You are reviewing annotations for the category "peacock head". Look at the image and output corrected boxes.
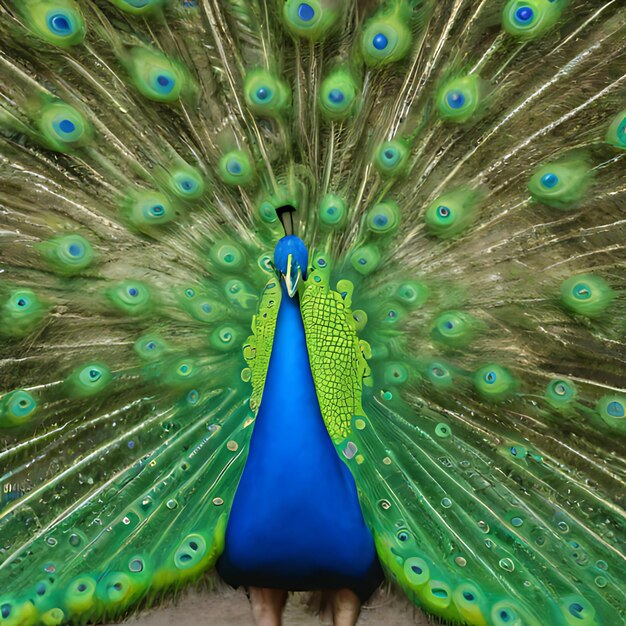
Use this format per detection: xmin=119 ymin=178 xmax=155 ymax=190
xmin=273 ymin=204 xmax=308 ymax=298
xmin=274 ymin=235 xmax=308 ymax=298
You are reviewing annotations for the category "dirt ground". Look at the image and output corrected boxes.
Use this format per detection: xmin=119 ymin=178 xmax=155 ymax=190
xmin=120 ymin=587 xmax=434 ymax=626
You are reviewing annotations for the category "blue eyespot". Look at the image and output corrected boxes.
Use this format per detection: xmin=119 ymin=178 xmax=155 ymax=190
xmin=358 ymin=257 xmax=367 ymax=265
xmin=226 ymin=159 xmax=242 ymax=175
xmin=374 ymin=214 xmax=389 ymax=227
xmin=568 ymin=603 xmax=584 ymax=618
xmin=1 ymin=605 xmax=11 ymax=619
xmin=150 ymin=205 xmax=165 ymax=216
xmin=573 ymin=283 xmax=591 ymax=300
xmin=463 ymin=592 xmax=475 ymax=601
xmin=437 ymin=205 xmax=451 ymax=218
xmin=36 ymin=583 xmax=46 ymax=596
xmin=514 ymin=6 xmax=534 ymax=23
xmin=298 ymin=3 xmax=315 ymax=21
xmin=59 ymin=119 xmax=76 ymax=133
xmin=17 ymin=298 xmax=27 ymax=307
xmin=89 ymin=369 xmax=101 ymax=380
xmin=484 ymin=371 xmax=497 ymax=383
xmin=373 ymin=33 xmax=388 ymax=50
xmin=446 ymin=90 xmax=466 ymax=109
xmin=128 ymin=287 xmax=139 ymax=297
xmin=607 ymin=401 xmax=624 ymax=417
xmin=445 ymin=320 xmax=454 ymax=329
xmin=540 ymin=172 xmax=559 ymax=188
xmin=146 ymin=342 xmax=156 ymax=350
xmin=317 ymin=258 xmax=327 ymax=267
xmin=328 ymin=88 xmax=345 ymax=103
xmin=201 ymin=303 xmax=212 ymax=313
xmin=500 ymin=609 xmax=511 ymax=622
xmin=47 ymin=13 xmax=72 ymax=35
xmin=256 ymin=87 xmax=269 ymax=101
xmin=154 ymin=73 xmax=175 ymax=94
xmin=68 ymin=243 xmax=83 ymax=257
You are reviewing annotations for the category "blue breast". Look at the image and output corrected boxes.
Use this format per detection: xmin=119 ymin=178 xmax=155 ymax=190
xmin=218 ymin=283 xmax=380 ymax=593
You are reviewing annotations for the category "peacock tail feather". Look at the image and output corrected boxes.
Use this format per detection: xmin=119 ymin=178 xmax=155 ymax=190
xmin=0 ymin=0 xmax=624 ymax=624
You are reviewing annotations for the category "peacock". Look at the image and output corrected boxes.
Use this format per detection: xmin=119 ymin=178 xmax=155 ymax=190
xmin=0 ymin=0 xmax=624 ymax=624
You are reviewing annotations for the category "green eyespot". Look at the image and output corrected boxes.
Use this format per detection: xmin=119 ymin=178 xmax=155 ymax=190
xmin=425 ymin=361 xmax=454 ymax=389
xmin=210 ymin=325 xmax=241 ymax=352
xmin=424 ymin=188 xmax=478 ymax=238
xmin=384 ymin=362 xmax=409 ymax=386
xmin=318 ymin=67 xmax=359 ymax=121
xmin=361 ymin=2 xmax=413 ymax=67
xmin=436 ymin=75 xmax=483 ymax=123
xmin=65 ymin=576 xmax=97 ymax=616
xmin=474 ymin=364 xmax=516 ymax=400
xmin=125 ymin=190 xmax=176 ymax=233
xmin=365 ymin=200 xmax=400 ymax=235
xmin=502 ymin=0 xmax=563 ymax=39
xmin=373 ymin=139 xmax=410 ymax=177
xmin=38 ymin=234 xmax=94 ymax=275
xmin=244 ymin=69 xmax=291 ymax=117
xmin=37 ymin=101 xmax=91 ymax=152
xmin=350 ymin=245 xmax=381 ymax=276
xmin=134 ymin=334 xmax=167 ymax=361
xmin=528 ymin=160 xmax=590 ymax=209
xmin=282 ymin=0 xmax=339 ymax=40
xmin=319 ymin=194 xmax=347 ymax=228
xmin=108 ymin=0 xmax=166 ymax=16
xmin=0 ymin=390 xmax=38 ymax=428
xmin=605 ymin=109 xmax=626 ymax=150
xmin=431 ymin=311 xmax=477 ymax=347
xmin=394 ymin=281 xmax=429 ymax=309
xmin=596 ymin=395 xmax=625 ymax=432
xmin=22 ymin=0 xmax=85 ymax=47
xmin=218 ymin=150 xmax=255 ymax=186
xmin=128 ymin=48 xmax=189 ymax=103
xmin=1 ymin=288 xmax=45 ymax=338
xmin=560 ymin=274 xmax=613 ymax=317
xmin=107 ymin=281 xmax=153 ymax=316
xmin=168 ymin=166 xmax=205 ymax=200
xmin=163 ymin=358 xmax=200 ymax=389
xmin=545 ymin=378 xmax=578 ymax=410
xmin=66 ymin=363 xmax=112 ymax=398
xmin=210 ymin=242 xmax=246 ymax=272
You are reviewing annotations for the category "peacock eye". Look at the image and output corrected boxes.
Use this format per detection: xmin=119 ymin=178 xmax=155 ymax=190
xmin=446 ymin=90 xmax=465 ymax=109
xmin=540 ymin=173 xmax=559 ymax=188
xmin=437 ymin=205 xmax=450 ymax=218
xmin=67 ymin=243 xmax=82 ymax=257
xmin=219 ymin=150 xmax=254 ymax=186
xmin=372 ymin=32 xmax=388 ymax=49
xmin=129 ymin=48 xmax=187 ymax=102
xmin=572 ymin=283 xmax=590 ymax=299
xmin=514 ymin=5 xmax=535 ymax=24
xmin=366 ymin=200 xmax=400 ymax=234
xmin=151 ymin=71 xmax=175 ymax=95
xmin=169 ymin=166 xmax=204 ymax=199
xmin=298 ymin=3 xmax=315 ymax=21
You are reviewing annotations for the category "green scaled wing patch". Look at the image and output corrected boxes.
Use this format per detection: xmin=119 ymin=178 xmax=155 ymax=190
xmin=300 ymin=256 xmax=372 ymax=441
xmin=242 ymin=278 xmax=282 ymax=414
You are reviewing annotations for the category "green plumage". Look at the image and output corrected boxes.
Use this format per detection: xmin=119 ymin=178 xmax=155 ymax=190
xmin=0 ymin=1 xmax=624 ymax=625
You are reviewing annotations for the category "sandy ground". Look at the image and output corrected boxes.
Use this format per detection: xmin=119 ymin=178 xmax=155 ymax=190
xmin=119 ymin=587 xmax=434 ymax=626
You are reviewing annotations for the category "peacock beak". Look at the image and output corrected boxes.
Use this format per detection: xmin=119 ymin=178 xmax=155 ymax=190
xmin=282 ymin=253 xmax=302 ymax=298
